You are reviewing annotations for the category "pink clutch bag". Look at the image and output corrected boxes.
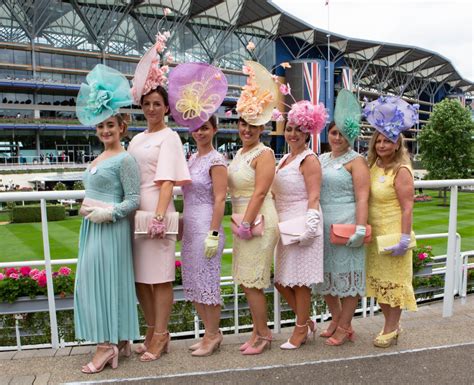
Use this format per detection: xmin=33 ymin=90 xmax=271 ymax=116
xmin=278 ymin=215 xmax=307 ymax=246
xmin=79 ymin=197 xmax=113 ymax=217
xmin=230 ymin=214 xmax=264 ymax=237
xmin=134 ymin=210 xmax=180 ymax=240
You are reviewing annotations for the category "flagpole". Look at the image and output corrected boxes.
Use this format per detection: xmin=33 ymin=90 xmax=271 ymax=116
xmin=324 ymin=0 xmax=331 ymax=155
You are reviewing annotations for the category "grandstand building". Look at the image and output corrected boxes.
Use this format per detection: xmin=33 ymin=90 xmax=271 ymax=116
xmin=1 ymin=0 xmax=473 ymax=164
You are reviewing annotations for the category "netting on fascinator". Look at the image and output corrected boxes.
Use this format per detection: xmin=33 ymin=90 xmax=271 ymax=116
xmin=362 ymin=95 xmax=419 ymax=143
xmin=168 ymin=63 xmax=228 ymax=132
xmin=334 ymin=89 xmax=362 ymax=145
xmin=76 ymin=64 xmax=132 ymax=126
xmin=131 ymin=31 xmax=172 ymax=105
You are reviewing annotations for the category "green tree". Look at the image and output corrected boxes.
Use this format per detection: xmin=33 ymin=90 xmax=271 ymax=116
xmin=53 ymin=182 xmax=67 ymax=191
xmin=73 ymin=180 xmax=84 ymax=190
xmin=418 ymin=99 xmax=474 ymax=204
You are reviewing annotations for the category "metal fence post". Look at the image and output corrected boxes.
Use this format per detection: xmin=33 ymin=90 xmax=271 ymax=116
xmin=442 ymin=186 xmax=458 ymax=317
xmin=40 ymin=199 xmax=59 ymax=348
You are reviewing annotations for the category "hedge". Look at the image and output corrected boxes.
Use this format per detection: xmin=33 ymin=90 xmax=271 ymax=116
xmin=11 ymin=205 xmax=66 ymax=223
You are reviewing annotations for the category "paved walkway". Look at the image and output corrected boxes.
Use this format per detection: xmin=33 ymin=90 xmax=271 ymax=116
xmin=0 ymin=297 xmax=473 ymax=385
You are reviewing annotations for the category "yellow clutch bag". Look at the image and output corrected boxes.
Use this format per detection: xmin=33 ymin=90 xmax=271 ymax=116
xmin=376 ymin=231 xmax=416 ymax=255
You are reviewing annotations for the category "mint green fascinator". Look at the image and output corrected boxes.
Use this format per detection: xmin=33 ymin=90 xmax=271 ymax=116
xmin=76 ymin=64 xmax=132 ymax=126
xmin=334 ymin=89 xmax=361 ymax=146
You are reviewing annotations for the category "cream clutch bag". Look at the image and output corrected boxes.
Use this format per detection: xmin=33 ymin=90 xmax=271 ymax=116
xmin=278 ymin=215 xmax=322 ymax=246
xmin=134 ymin=210 xmax=180 ymax=240
xmin=376 ymin=231 xmax=416 ymax=255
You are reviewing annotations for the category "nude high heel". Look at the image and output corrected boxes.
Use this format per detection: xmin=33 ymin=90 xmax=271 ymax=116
xmin=191 ymin=330 xmax=223 ymax=357
xmin=135 ymin=325 xmax=154 ymax=354
xmin=242 ymin=333 xmax=272 ymax=355
xmin=325 ymin=326 xmax=355 ymax=346
xmin=81 ymin=344 xmax=118 ymax=374
xmin=139 ymin=331 xmax=170 ymax=362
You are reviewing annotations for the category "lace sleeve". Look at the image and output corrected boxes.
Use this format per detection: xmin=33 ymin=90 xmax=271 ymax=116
xmin=209 ymin=152 xmax=227 ymax=168
xmin=112 ymin=155 xmax=140 ymax=221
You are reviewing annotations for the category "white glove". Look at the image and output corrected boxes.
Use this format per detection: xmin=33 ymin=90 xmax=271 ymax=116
xmin=204 ymin=232 xmax=219 ymax=259
xmin=85 ymin=207 xmax=113 ymax=224
xmin=295 ymin=209 xmax=320 ymax=246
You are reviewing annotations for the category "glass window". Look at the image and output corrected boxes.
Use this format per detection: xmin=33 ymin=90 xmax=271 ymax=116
xmin=39 ymin=52 xmax=52 ymax=67
xmin=0 ymin=49 xmax=14 ymax=63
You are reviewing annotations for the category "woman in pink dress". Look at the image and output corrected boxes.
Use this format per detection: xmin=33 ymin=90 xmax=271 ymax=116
xmin=127 ymin=34 xmax=191 ymax=362
xmin=272 ymin=100 xmax=327 ymax=350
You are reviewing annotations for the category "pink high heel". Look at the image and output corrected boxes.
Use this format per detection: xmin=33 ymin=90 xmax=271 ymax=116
xmin=81 ymin=344 xmax=118 ymax=374
xmin=306 ymin=318 xmax=317 ymax=340
xmin=118 ymin=341 xmax=131 ymax=357
xmin=139 ymin=331 xmax=170 ymax=362
xmin=319 ymin=320 xmax=338 ymax=338
xmin=135 ymin=325 xmax=154 ymax=354
xmin=326 ymin=326 xmax=355 ymax=346
xmin=242 ymin=333 xmax=273 ymax=355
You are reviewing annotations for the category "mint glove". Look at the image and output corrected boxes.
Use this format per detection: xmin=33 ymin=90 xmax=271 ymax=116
xmin=346 ymin=225 xmax=366 ymax=248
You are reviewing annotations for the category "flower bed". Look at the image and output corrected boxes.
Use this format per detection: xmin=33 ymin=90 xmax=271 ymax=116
xmin=0 ymin=266 xmax=74 ymax=304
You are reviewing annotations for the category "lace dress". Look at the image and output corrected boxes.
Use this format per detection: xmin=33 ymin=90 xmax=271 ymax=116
xmin=74 ymin=152 xmax=140 ymax=344
xmin=366 ymin=165 xmax=417 ymax=311
xmin=181 ymin=150 xmax=226 ymax=305
xmin=127 ymin=128 xmax=191 ymax=284
xmin=316 ymin=150 xmax=366 ymax=297
xmin=272 ymin=149 xmax=324 ymax=287
xmin=228 ymin=143 xmax=279 ymax=289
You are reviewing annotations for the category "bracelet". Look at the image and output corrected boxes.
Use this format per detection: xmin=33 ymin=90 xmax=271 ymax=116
xmin=241 ymin=221 xmax=251 ymax=229
xmin=154 ymin=213 xmax=164 ymax=221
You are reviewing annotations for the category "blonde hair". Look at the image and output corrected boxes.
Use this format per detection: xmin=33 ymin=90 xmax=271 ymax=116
xmin=367 ymin=132 xmax=411 ymax=173
xmin=114 ymin=113 xmax=130 ymax=139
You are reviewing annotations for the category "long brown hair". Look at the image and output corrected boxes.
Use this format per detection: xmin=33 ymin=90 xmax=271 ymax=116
xmin=367 ymin=132 xmax=411 ymax=172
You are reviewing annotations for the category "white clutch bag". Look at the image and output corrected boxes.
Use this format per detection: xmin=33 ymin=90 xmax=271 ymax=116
xmin=134 ymin=210 xmax=180 ymax=240
xmin=278 ymin=215 xmax=306 ymax=246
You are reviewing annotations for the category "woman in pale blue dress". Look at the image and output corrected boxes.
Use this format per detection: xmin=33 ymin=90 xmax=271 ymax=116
xmin=74 ymin=64 xmax=140 ymax=374
xmin=316 ymin=90 xmax=370 ymax=346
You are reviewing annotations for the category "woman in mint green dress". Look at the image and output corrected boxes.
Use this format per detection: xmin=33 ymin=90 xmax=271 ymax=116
xmin=74 ymin=64 xmax=140 ymax=374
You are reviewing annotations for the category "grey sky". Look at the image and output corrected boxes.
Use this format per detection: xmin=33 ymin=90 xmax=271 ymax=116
xmin=273 ymin=0 xmax=474 ymax=82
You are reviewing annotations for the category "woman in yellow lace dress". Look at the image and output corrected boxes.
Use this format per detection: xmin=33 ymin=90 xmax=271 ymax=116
xmin=363 ymin=96 xmax=419 ymax=348
xmin=228 ymin=61 xmax=279 ymax=355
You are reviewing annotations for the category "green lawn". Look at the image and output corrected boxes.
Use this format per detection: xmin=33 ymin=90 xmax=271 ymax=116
xmin=0 ymin=190 xmax=472 ymax=276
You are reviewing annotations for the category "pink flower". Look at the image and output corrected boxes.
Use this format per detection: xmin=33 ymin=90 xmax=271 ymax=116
xmin=20 ymin=266 xmax=31 ymax=277
xmin=175 ymin=260 xmax=182 ymax=268
xmin=426 ymin=246 xmax=432 ymax=251
xmin=225 ymin=110 xmax=232 ymax=117
xmin=279 ymin=83 xmax=291 ymax=96
xmin=32 ymin=273 xmax=40 ymax=281
xmin=418 ymin=252 xmax=427 ymax=260
xmin=5 ymin=268 xmax=18 ymax=277
xmin=59 ymin=267 xmax=72 ymax=276
xmin=246 ymin=41 xmax=256 ymax=51
xmin=280 ymin=62 xmax=291 ymax=69
xmin=0 ymin=273 xmax=4 ymax=281
xmin=29 ymin=269 xmax=39 ymax=278
xmin=271 ymin=108 xmax=283 ymax=122
xmin=163 ymin=7 xmax=171 ymax=16
xmin=242 ymin=65 xmax=252 ymax=75
xmin=38 ymin=274 xmax=47 ymax=287
xmin=164 ymin=52 xmax=174 ymax=64
xmin=10 ymin=273 xmax=19 ymax=280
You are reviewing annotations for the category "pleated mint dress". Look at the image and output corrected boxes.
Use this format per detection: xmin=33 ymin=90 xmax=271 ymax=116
xmin=74 ymin=152 xmax=140 ymax=344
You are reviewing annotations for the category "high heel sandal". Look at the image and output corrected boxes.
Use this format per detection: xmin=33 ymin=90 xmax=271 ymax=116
xmin=242 ymin=333 xmax=273 ymax=355
xmin=135 ymin=325 xmax=154 ymax=354
xmin=325 ymin=326 xmax=355 ymax=346
xmin=280 ymin=323 xmax=308 ymax=350
xmin=306 ymin=318 xmax=317 ymax=340
xmin=319 ymin=320 xmax=338 ymax=338
xmin=118 ymin=341 xmax=131 ymax=358
xmin=373 ymin=329 xmax=398 ymax=348
xmin=81 ymin=344 xmax=118 ymax=374
xmin=139 ymin=331 xmax=170 ymax=362
xmin=192 ymin=330 xmax=223 ymax=357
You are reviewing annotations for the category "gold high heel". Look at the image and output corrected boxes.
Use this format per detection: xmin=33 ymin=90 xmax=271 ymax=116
xmin=373 ymin=330 xmax=398 ymax=348
xmin=191 ymin=330 xmax=223 ymax=357
xmin=139 ymin=331 xmax=170 ymax=362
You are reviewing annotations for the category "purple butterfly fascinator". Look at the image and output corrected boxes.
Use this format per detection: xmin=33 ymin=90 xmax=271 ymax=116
xmin=169 ymin=63 xmax=228 ymax=132
xmin=363 ymin=96 xmax=419 ymax=143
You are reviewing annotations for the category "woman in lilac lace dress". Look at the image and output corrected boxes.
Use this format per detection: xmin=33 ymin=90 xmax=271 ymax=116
xmin=181 ymin=115 xmax=227 ymax=357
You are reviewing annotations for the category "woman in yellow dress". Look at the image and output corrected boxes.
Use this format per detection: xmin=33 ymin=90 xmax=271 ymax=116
xmin=363 ymin=96 xmax=419 ymax=347
xmin=228 ymin=61 xmax=279 ymax=355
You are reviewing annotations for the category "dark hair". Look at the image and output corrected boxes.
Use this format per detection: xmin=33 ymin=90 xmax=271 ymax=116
xmin=238 ymin=117 xmax=263 ymax=130
xmin=141 ymin=86 xmax=169 ymax=114
xmin=207 ymin=115 xmax=217 ymax=129
xmin=285 ymin=121 xmax=311 ymax=143
xmin=328 ymin=120 xmax=337 ymax=131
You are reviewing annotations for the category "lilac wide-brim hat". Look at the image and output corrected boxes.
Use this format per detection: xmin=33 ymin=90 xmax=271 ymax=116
xmin=363 ymin=96 xmax=419 ymax=143
xmin=168 ymin=63 xmax=228 ymax=132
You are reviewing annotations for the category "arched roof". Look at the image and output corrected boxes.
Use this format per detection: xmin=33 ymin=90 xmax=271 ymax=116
xmin=0 ymin=0 xmax=471 ymax=95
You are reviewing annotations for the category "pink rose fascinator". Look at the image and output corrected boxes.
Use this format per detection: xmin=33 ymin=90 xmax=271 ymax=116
xmin=168 ymin=63 xmax=228 ymax=132
xmin=131 ymin=31 xmax=172 ymax=105
xmin=236 ymin=60 xmax=279 ymax=126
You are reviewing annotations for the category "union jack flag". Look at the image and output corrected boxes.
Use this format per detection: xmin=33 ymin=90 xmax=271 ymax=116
xmin=342 ymin=67 xmax=353 ymax=91
xmin=303 ymin=61 xmax=322 ymax=153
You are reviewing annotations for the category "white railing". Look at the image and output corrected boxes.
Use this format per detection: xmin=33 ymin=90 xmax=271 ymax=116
xmin=0 ymin=179 xmax=473 ymax=350
xmin=0 ymin=155 xmax=72 ymax=166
